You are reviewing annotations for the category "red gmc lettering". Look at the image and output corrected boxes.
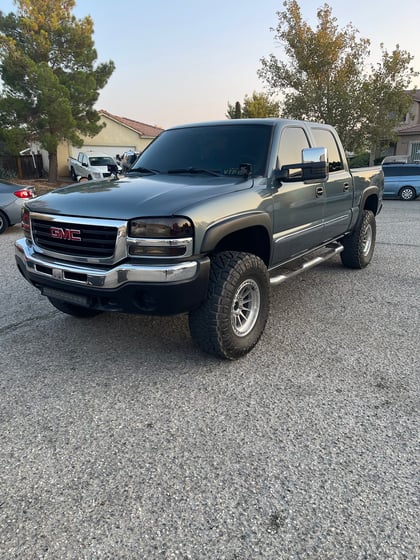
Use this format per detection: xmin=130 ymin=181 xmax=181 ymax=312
xmin=50 ymin=227 xmax=82 ymax=241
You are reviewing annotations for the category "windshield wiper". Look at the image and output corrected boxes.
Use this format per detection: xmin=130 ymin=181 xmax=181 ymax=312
xmin=127 ymin=166 xmax=160 ymax=175
xmin=167 ymin=167 xmax=222 ymax=177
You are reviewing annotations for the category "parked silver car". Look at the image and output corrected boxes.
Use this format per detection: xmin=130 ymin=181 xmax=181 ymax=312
xmin=0 ymin=181 xmax=36 ymax=234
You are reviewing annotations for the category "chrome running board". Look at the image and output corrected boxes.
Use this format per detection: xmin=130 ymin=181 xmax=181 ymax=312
xmin=270 ymin=243 xmax=344 ymax=286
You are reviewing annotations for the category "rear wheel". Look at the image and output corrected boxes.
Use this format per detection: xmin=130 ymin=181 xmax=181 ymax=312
xmin=340 ymin=210 xmax=376 ymax=269
xmin=0 ymin=210 xmax=9 ymax=234
xmin=399 ymin=186 xmax=416 ymax=201
xmin=188 ymin=251 xmax=270 ymax=359
xmin=47 ymin=297 xmax=102 ymax=318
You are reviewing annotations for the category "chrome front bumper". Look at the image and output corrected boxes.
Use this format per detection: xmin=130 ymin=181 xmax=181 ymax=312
xmin=15 ymin=238 xmax=199 ymax=289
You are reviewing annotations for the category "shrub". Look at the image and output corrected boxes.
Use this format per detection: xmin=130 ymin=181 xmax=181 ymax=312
xmin=349 ymin=153 xmax=370 ymax=168
xmin=0 ymin=167 xmax=17 ymax=179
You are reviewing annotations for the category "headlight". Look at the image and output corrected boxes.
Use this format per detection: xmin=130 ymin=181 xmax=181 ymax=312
xmin=129 ymin=217 xmax=193 ymax=238
xmin=128 ymin=217 xmax=194 ymax=257
xmin=22 ymin=207 xmax=32 ymax=240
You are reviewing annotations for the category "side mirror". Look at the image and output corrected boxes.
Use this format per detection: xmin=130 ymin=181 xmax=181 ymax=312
xmin=302 ymin=147 xmax=327 ymax=165
xmin=301 ymin=147 xmax=328 ymax=181
xmin=274 ymin=147 xmax=329 ymax=185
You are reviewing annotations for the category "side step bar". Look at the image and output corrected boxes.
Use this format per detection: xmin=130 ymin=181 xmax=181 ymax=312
xmin=270 ymin=242 xmax=344 ymax=286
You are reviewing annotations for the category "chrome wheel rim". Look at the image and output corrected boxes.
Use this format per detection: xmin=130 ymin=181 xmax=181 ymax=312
xmin=362 ymin=223 xmax=373 ymax=256
xmin=401 ymin=188 xmax=414 ymax=201
xmin=231 ymin=278 xmax=260 ymax=337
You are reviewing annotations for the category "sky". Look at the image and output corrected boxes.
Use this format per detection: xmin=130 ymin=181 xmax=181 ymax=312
xmin=2 ymin=0 xmax=420 ymax=129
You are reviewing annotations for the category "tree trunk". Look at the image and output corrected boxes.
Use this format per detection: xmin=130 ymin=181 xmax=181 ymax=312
xmin=48 ymin=151 xmax=58 ymax=182
xmin=369 ymin=144 xmax=376 ymax=167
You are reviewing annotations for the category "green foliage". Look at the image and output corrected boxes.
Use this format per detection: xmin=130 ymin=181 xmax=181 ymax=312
xmin=0 ymin=127 xmax=28 ymax=155
xmin=227 ymin=92 xmax=280 ymax=119
xmin=258 ymin=0 xmax=418 ymax=158
xmin=360 ymin=46 xmax=416 ymax=163
xmin=348 ymin=152 xmax=384 ymax=168
xmin=0 ymin=167 xmax=17 ymax=179
xmin=0 ymin=0 xmax=115 ymax=181
xmin=348 ymin=152 xmax=370 ymax=168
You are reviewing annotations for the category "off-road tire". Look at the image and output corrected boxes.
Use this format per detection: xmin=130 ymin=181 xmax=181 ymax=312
xmin=340 ymin=210 xmax=376 ymax=269
xmin=0 ymin=210 xmax=9 ymax=234
xmin=188 ymin=251 xmax=270 ymax=360
xmin=47 ymin=297 xmax=102 ymax=318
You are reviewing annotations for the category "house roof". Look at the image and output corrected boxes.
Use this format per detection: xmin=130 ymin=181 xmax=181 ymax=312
xmin=99 ymin=110 xmax=164 ymax=137
xmin=404 ymin=89 xmax=420 ymax=101
xmin=397 ymin=123 xmax=420 ymax=135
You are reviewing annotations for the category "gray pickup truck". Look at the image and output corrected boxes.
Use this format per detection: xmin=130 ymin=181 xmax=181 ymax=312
xmin=15 ymin=119 xmax=384 ymax=359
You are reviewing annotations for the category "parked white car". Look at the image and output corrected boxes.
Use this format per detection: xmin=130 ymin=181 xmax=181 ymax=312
xmin=68 ymin=151 xmax=121 ymax=182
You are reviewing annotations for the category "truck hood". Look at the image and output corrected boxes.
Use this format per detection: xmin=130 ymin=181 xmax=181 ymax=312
xmin=27 ymin=174 xmax=254 ymax=219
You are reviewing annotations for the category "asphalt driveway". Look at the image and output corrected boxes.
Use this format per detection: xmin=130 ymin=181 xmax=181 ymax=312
xmin=0 ymin=200 xmax=418 ymax=559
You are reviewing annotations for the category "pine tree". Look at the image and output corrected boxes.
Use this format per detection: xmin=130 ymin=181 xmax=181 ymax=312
xmin=0 ymin=0 xmax=115 ymax=181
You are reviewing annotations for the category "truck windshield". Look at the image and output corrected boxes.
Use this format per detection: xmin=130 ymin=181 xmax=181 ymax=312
xmin=130 ymin=124 xmax=273 ymax=177
xmin=90 ymin=157 xmax=116 ymax=166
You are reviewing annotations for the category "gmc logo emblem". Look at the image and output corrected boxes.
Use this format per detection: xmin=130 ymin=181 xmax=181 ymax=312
xmin=50 ymin=226 xmax=81 ymax=241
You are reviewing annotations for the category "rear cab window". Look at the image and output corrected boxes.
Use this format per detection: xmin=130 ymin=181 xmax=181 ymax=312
xmin=310 ymin=127 xmax=345 ymax=172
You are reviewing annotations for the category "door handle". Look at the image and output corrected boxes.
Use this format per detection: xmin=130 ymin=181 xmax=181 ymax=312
xmin=316 ymin=186 xmax=324 ymax=197
xmin=343 ymin=183 xmax=350 ymax=192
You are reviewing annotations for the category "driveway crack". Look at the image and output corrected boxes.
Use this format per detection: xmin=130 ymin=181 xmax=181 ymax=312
xmin=0 ymin=311 xmax=58 ymax=335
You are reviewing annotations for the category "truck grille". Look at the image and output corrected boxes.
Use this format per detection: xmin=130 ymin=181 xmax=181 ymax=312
xmin=31 ymin=218 xmax=118 ymax=258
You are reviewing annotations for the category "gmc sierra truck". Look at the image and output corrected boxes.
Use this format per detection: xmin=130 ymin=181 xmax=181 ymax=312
xmin=16 ymin=119 xmax=384 ymax=359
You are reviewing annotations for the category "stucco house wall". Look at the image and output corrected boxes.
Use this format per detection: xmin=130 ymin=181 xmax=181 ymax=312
xmin=37 ymin=111 xmax=164 ymax=177
xmin=395 ymin=90 xmax=420 ymax=162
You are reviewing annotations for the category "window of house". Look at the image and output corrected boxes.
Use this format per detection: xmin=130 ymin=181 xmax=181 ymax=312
xmin=410 ymin=142 xmax=420 ymax=162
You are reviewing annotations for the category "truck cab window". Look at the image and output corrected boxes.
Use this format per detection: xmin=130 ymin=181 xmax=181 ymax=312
xmin=277 ymin=127 xmax=310 ymax=178
xmin=311 ymin=128 xmax=344 ymax=172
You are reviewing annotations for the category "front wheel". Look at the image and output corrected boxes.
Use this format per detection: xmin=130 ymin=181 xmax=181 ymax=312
xmin=340 ymin=210 xmax=376 ymax=269
xmin=48 ymin=297 xmax=103 ymax=318
xmin=188 ymin=251 xmax=270 ymax=359
xmin=399 ymin=186 xmax=416 ymax=201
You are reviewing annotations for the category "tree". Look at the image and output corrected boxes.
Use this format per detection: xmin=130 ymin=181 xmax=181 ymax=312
xmin=226 ymin=100 xmax=242 ymax=119
xmin=227 ymin=92 xmax=280 ymax=119
xmin=361 ymin=46 xmax=416 ymax=164
xmin=258 ymin=1 xmax=417 ymax=158
xmin=0 ymin=0 xmax=115 ymax=181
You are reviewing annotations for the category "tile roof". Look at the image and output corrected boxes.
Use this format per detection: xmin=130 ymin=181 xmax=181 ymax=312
xmin=396 ymin=123 xmax=420 ymax=135
xmin=99 ymin=110 xmax=164 ymax=137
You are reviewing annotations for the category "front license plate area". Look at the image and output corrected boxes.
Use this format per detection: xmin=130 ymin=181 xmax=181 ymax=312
xmin=42 ymin=286 xmax=89 ymax=307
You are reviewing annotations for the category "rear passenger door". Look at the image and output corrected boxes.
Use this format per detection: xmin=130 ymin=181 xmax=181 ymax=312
xmin=272 ymin=126 xmax=325 ymax=263
xmin=310 ymin=127 xmax=353 ymax=240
